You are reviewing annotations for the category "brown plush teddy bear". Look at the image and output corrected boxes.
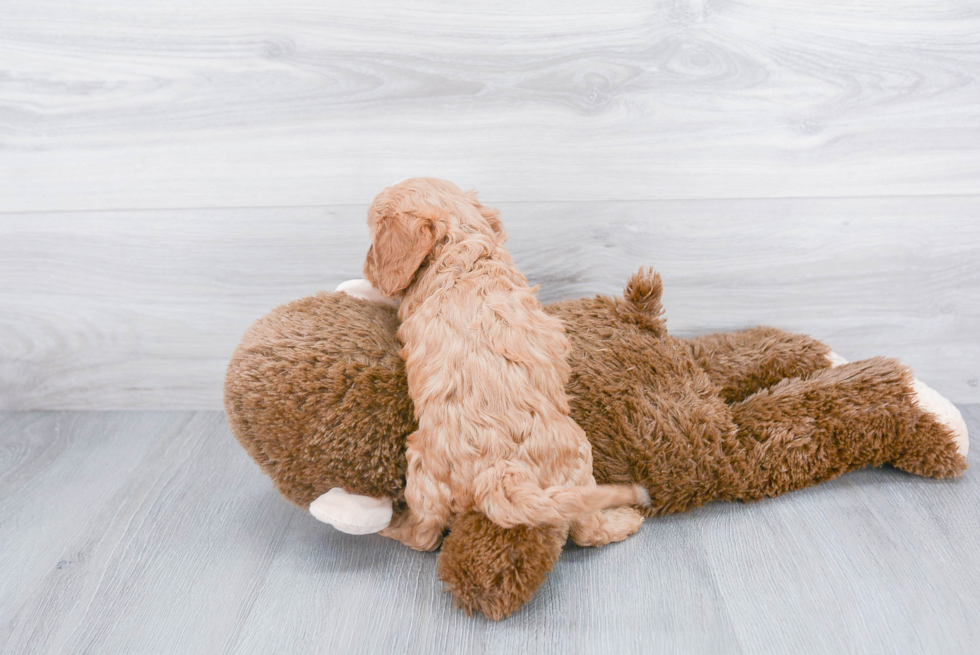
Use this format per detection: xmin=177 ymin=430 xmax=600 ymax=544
xmin=224 ymin=269 xmax=969 ymax=620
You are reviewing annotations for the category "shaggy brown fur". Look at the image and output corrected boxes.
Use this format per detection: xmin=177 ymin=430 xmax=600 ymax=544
xmin=224 ymin=268 xmax=967 ymax=620
xmin=224 ymin=293 xmax=413 ymax=506
xmin=362 ymin=178 xmax=645 ymax=551
xmin=437 ymin=512 xmax=566 ymax=621
xmin=547 ymin=271 xmax=965 ymax=516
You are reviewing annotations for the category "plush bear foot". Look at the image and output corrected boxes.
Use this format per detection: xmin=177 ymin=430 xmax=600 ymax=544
xmin=911 ymin=378 xmax=969 ymax=457
xmin=309 ymin=488 xmax=393 ymax=535
xmin=438 ymin=513 xmax=566 ymax=620
xmin=569 ymin=507 xmax=644 ymax=547
xmin=826 ymin=352 xmax=967 ymax=459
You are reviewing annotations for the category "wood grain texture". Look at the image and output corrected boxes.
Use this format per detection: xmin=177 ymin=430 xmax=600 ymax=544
xmin=1 ymin=409 xmax=977 ymax=653
xmin=0 ymin=413 xmax=168 ymax=622
xmin=1 ymin=0 xmax=978 ymax=212
xmin=2 ymin=196 xmax=978 ymax=409
xmin=0 ymin=411 xmax=295 ymax=654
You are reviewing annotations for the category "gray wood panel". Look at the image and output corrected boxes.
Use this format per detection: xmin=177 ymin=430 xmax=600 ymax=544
xmin=1 ymin=411 xmax=295 ymax=654
xmin=1 ymin=0 xmax=978 ymax=212
xmin=1 ymin=408 xmax=977 ymax=653
xmin=2 ymin=196 xmax=978 ymax=409
xmin=0 ymin=412 xmax=172 ymax=621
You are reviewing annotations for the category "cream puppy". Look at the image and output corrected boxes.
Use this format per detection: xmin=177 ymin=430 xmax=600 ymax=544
xmin=362 ymin=178 xmax=647 ymax=551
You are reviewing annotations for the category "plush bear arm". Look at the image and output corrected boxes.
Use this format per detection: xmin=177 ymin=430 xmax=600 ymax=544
xmin=683 ymin=327 xmax=834 ymax=403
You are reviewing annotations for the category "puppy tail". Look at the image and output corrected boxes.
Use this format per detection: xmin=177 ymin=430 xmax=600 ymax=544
xmin=476 ymin=471 xmax=649 ymax=528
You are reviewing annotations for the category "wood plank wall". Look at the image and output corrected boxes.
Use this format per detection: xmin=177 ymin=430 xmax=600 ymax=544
xmin=1 ymin=0 xmax=978 ymax=408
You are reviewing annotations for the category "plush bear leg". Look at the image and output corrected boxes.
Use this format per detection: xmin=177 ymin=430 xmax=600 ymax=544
xmin=437 ymin=513 xmax=566 ymax=621
xmin=829 ymin=354 xmax=969 ymax=458
xmin=909 ymin=378 xmax=969 ymax=457
xmin=727 ymin=357 xmax=967 ymax=501
xmin=685 ymin=327 xmax=835 ymax=403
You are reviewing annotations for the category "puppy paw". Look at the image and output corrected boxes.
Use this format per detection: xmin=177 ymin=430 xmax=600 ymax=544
xmin=379 ymin=522 xmax=444 ymax=552
xmin=912 ymin=378 xmax=969 ymax=458
xmin=570 ymin=507 xmax=643 ymax=547
xmin=335 ymin=279 xmax=399 ymax=309
xmin=309 ymin=488 xmax=393 ymax=535
xmin=826 ymin=351 xmax=849 ymax=368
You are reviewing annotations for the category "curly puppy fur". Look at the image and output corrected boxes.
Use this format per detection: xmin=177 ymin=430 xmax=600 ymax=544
xmin=361 ymin=178 xmax=647 ymax=551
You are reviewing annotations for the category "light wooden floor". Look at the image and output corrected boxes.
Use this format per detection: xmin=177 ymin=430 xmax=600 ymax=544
xmin=1 ymin=408 xmax=978 ymax=654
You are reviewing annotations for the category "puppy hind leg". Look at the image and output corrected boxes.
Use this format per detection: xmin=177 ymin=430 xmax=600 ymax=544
xmin=475 ymin=463 xmax=567 ymax=528
xmin=380 ymin=448 xmax=453 ymax=551
xmin=566 ymin=461 xmax=644 ymax=548
xmin=381 ymin=489 xmax=451 ymax=551
xmin=379 ymin=510 xmax=447 ymax=551
xmin=569 ymin=507 xmax=644 ymax=547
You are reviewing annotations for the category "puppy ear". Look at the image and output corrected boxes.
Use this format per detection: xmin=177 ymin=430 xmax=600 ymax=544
xmin=364 ymin=208 xmax=441 ymax=297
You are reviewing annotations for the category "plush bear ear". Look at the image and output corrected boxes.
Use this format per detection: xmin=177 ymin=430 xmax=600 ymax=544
xmin=623 ymin=267 xmax=666 ymax=334
xmin=363 ymin=206 xmax=443 ymax=297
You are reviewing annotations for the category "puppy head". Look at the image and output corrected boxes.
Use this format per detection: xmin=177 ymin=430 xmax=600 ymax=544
xmin=363 ymin=178 xmax=504 ymax=296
